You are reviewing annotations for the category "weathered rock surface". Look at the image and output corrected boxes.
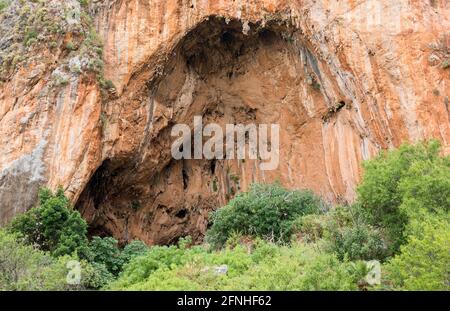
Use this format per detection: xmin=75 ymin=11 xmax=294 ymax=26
xmin=0 ymin=0 xmax=449 ymax=245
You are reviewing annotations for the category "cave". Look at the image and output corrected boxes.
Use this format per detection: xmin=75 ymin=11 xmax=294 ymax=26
xmin=75 ymin=16 xmax=340 ymax=246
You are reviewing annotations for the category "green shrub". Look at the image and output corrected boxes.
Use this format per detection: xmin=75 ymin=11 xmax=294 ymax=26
xmin=0 ymin=0 xmax=10 ymax=13
xmin=24 ymin=28 xmax=38 ymax=46
xmin=321 ymin=205 xmax=389 ymax=261
xmin=0 ymin=229 xmax=96 ymax=290
xmin=9 ymin=188 xmax=89 ymax=258
xmin=442 ymin=59 xmax=449 ymax=70
xmin=111 ymin=240 xmax=366 ymax=291
xmin=78 ymin=0 xmax=89 ymax=6
xmin=109 ymin=237 xmax=202 ymax=289
xmin=120 ymin=240 xmax=149 ymax=264
xmin=384 ymin=215 xmax=450 ymax=290
xmin=88 ymin=262 xmax=115 ymax=288
xmin=206 ymin=183 xmax=324 ymax=248
xmin=398 ymin=156 xmax=450 ymax=221
xmin=329 ymin=223 xmax=388 ymax=262
xmin=65 ymin=41 xmax=76 ymax=51
xmin=292 ymin=214 xmax=326 ymax=243
xmin=88 ymin=236 xmax=122 ymax=276
xmin=88 ymin=237 xmax=149 ymax=277
xmin=357 ymin=140 xmax=448 ymax=254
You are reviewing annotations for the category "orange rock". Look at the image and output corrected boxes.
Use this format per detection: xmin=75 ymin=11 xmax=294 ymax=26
xmin=0 ymin=1 xmax=448 ymax=245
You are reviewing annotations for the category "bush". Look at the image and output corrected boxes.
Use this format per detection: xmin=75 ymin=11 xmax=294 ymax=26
xmin=206 ymin=183 xmax=324 ymax=248
xmin=292 ymin=214 xmax=326 ymax=243
xmin=65 ymin=41 xmax=76 ymax=50
xmin=321 ymin=205 xmax=389 ymax=261
xmin=9 ymin=188 xmax=89 ymax=258
xmin=88 ymin=237 xmax=149 ymax=277
xmin=109 ymin=237 xmax=202 ymax=289
xmin=384 ymin=215 xmax=450 ymax=290
xmin=120 ymin=240 xmax=149 ymax=265
xmin=357 ymin=140 xmax=448 ymax=254
xmin=0 ymin=0 xmax=9 ymax=13
xmin=23 ymin=28 xmax=38 ymax=46
xmin=84 ymin=261 xmax=115 ymax=289
xmin=0 ymin=229 xmax=96 ymax=290
xmin=88 ymin=236 xmax=123 ymax=276
xmin=111 ymin=240 xmax=367 ymax=291
xmin=8 ymin=187 xmax=150 ymax=284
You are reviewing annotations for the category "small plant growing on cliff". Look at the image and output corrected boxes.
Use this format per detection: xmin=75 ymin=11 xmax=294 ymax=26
xmin=23 ymin=28 xmax=38 ymax=46
xmin=0 ymin=0 xmax=110 ymax=91
xmin=98 ymin=76 xmax=115 ymax=90
xmin=65 ymin=41 xmax=76 ymax=51
xmin=55 ymin=75 xmax=69 ymax=86
xmin=306 ymin=73 xmax=321 ymax=91
xmin=230 ymin=173 xmax=240 ymax=183
xmin=48 ymin=41 xmax=58 ymax=49
xmin=442 ymin=59 xmax=449 ymax=69
xmin=131 ymin=200 xmax=141 ymax=210
xmin=211 ymin=179 xmax=218 ymax=192
xmin=0 ymin=0 xmax=9 ymax=13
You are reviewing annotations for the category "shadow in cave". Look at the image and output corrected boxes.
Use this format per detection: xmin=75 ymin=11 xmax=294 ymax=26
xmin=75 ymin=16 xmax=306 ymax=246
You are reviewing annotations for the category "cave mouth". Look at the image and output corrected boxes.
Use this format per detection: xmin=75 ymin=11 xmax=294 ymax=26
xmin=76 ymin=16 xmax=323 ymax=246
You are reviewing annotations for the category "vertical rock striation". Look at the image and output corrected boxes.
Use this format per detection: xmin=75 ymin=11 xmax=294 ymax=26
xmin=0 ymin=0 xmax=448 ymax=244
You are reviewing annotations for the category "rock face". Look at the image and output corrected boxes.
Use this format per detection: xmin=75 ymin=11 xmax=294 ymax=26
xmin=0 ymin=0 xmax=449 ymax=245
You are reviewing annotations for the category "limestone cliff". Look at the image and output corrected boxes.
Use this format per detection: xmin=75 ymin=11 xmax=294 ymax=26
xmin=0 ymin=0 xmax=449 ymax=245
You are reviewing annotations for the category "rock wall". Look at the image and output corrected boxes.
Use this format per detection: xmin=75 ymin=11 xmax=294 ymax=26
xmin=0 ymin=0 xmax=449 ymax=244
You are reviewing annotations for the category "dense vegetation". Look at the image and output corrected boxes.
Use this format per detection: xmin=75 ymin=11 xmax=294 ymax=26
xmin=111 ymin=140 xmax=449 ymax=291
xmin=1 ymin=188 xmax=150 ymax=289
xmin=0 ymin=140 xmax=448 ymax=290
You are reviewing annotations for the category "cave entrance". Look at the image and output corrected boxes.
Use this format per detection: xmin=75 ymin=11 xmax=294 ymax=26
xmin=76 ymin=16 xmax=326 ymax=246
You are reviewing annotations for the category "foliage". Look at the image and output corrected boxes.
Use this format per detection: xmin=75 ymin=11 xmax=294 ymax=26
xmin=120 ymin=240 xmax=149 ymax=265
xmin=0 ymin=229 xmax=98 ymax=290
xmin=3 ymin=141 xmax=449 ymax=291
xmin=0 ymin=0 xmax=8 ymax=13
xmin=383 ymin=215 xmax=450 ymax=290
xmin=0 ymin=0 xmax=108 ymax=91
xmin=320 ymin=205 xmax=389 ymax=261
xmin=206 ymin=183 xmax=324 ymax=248
xmin=357 ymin=140 xmax=449 ymax=254
xmin=292 ymin=214 xmax=326 ymax=243
xmin=110 ymin=239 xmax=367 ymax=291
xmin=88 ymin=236 xmax=122 ymax=276
xmin=109 ymin=237 xmax=198 ymax=289
xmin=88 ymin=237 xmax=149 ymax=277
xmin=9 ymin=188 xmax=89 ymax=258
xmin=7 ymin=187 xmax=149 ymax=285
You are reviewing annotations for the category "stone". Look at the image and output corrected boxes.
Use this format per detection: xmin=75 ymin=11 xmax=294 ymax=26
xmin=214 ymin=265 xmax=228 ymax=275
xmin=0 ymin=1 xmax=448 ymax=245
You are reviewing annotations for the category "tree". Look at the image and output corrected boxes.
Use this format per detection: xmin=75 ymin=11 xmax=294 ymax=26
xmin=9 ymin=188 xmax=88 ymax=257
xmin=88 ymin=236 xmax=122 ymax=276
xmin=357 ymin=140 xmax=449 ymax=254
xmin=384 ymin=215 xmax=450 ymax=290
xmin=88 ymin=237 xmax=149 ymax=276
xmin=0 ymin=229 xmax=96 ymax=290
xmin=120 ymin=240 xmax=149 ymax=265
